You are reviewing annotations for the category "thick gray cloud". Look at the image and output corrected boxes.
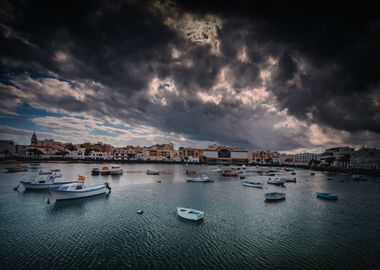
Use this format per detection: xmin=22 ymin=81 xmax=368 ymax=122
xmin=1 ymin=0 xmax=379 ymax=150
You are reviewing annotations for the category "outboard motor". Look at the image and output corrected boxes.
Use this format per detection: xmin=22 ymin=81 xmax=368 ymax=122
xmin=105 ymin=182 xmax=111 ymax=193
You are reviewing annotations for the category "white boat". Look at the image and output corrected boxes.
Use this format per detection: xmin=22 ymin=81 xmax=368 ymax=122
xmin=241 ymin=181 xmax=263 ymax=188
xmin=177 ymin=207 xmax=204 ymax=221
xmin=267 ymin=178 xmax=285 ymax=186
xmin=210 ymin=167 xmax=222 ymax=173
xmin=146 ymin=170 xmax=160 ymax=175
xmin=49 ymin=182 xmax=111 ymax=201
xmin=187 ymin=175 xmax=213 ymax=182
xmin=38 ymin=169 xmax=61 ymax=176
xmin=265 ymin=192 xmax=286 ymax=201
xmin=110 ymin=165 xmax=123 ymax=175
xmin=20 ymin=174 xmax=75 ymax=189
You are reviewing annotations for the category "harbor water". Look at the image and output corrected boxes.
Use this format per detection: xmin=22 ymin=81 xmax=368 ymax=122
xmin=1 ymin=163 xmax=380 ymax=270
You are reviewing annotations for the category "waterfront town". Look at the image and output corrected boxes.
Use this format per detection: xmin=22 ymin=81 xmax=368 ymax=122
xmin=0 ymin=132 xmax=379 ymax=171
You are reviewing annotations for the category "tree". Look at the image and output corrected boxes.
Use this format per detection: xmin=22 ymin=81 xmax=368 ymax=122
xmin=84 ymin=148 xmax=92 ymax=156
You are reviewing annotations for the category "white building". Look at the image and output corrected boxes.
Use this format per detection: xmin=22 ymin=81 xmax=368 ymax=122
xmin=88 ymin=151 xmax=113 ymax=160
xmin=68 ymin=148 xmax=86 ymax=159
xmin=293 ymin=153 xmax=320 ymax=166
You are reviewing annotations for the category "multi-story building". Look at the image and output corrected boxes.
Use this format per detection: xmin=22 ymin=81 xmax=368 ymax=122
xmin=252 ymin=151 xmax=272 ymax=164
xmin=178 ymin=147 xmax=203 ymax=162
xmin=320 ymin=147 xmax=355 ymax=168
xmin=143 ymin=143 xmax=177 ymax=161
xmin=202 ymin=145 xmax=249 ymax=164
xmin=293 ymin=153 xmax=320 ymax=166
xmin=278 ymin=154 xmax=294 ymax=165
xmin=350 ymin=148 xmax=380 ymax=170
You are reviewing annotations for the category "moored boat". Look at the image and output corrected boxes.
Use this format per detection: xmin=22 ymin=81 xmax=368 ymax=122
xmin=100 ymin=166 xmax=111 ymax=175
xmin=265 ymin=192 xmax=286 ymax=201
xmin=316 ymin=192 xmax=338 ymax=200
xmin=146 ymin=170 xmax=160 ymax=175
xmin=267 ymin=178 xmax=285 ymax=186
xmin=282 ymin=177 xmax=297 ymax=183
xmin=291 ymin=172 xmax=296 ymax=175
xmin=241 ymin=181 xmax=263 ymax=188
xmin=222 ymin=170 xmax=238 ymax=177
xmin=177 ymin=207 xmax=204 ymax=221
xmin=20 ymin=174 xmax=76 ymax=190
xmin=187 ymin=175 xmax=213 ymax=182
xmin=351 ymin=175 xmax=367 ymax=181
xmin=310 ymin=172 xmax=315 ymax=176
xmin=6 ymin=165 xmax=28 ymax=173
xmin=110 ymin=165 xmax=123 ymax=175
xmin=49 ymin=182 xmax=111 ymax=201
xmin=91 ymin=168 xmax=100 ymax=175
xmin=210 ymin=167 xmax=222 ymax=173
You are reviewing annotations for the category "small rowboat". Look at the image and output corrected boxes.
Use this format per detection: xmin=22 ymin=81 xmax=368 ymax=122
xmin=222 ymin=170 xmax=238 ymax=177
xmin=282 ymin=177 xmax=296 ymax=183
xmin=187 ymin=175 xmax=213 ymax=182
xmin=267 ymin=178 xmax=285 ymax=186
xmin=146 ymin=170 xmax=160 ymax=175
xmin=177 ymin=207 xmax=204 ymax=221
xmin=316 ymin=192 xmax=338 ymax=200
xmin=6 ymin=165 xmax=28 ymax=173
xmin=265 ymin=192 xmax=286 ymax=201
xmin=241 ymin=181 xmax=263 ymax=188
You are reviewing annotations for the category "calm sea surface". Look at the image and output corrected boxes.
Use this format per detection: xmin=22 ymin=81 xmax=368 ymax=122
xmin=1 ymin=163 xmax=380 ymax=270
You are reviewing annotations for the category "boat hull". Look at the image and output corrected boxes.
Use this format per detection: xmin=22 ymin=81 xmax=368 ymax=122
xmin=110 ymin=169 xmax=123 ymax=175
xmin=49 ymin=185 xmax=107 ymax=200
xmin=242 ymin=182 xmax=263 ymax=188
xmin=177 ymin=207 xmax=204 ymax=221
xmin=20 ymin=181 xmax=78 ymax=189
xmin=265 ymin=193 xmax=286 ymax=201
xmin=316 ymin=193 xmax=338 ymax=200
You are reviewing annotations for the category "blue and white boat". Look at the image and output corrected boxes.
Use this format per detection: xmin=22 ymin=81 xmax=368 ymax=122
xmin=49 ymin=182 xmax=111 ymax=201
xmin=265 ymin=192 xmax=286 ymax=201
xmin=316 ymin=192 xmax=338 ymax=200
xmin=20 ymin=173 xmax=72 ymax=189
xmin=177 ymin=207 xmax=204 ymax=221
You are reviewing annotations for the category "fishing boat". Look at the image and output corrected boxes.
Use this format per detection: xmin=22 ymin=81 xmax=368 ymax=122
xmin=49 ymin=182 xmax=111 ymax=201
xmin=241 ymin=181 xmax=263 ymax=188
xmin=6 ymin=165 xmax=28 ymax=173
xmin=177 ymin=207 xmax=204 ymax=221
xmin=267 ymin=178 xmax=285 ymax=186
xmin=100 ymin=166 xmax=111 ymax=175
xmin=110 ymin=165 xmax=123 ymax=175
xmin=20 ymin=174 xmax=76 ymax=189
xmin=91 ymin=168 xmax=100 ymax=175
xmin=222 ymin=170 xmax=238 ymax=177
xmin=187 ymin=175 xmax=213 ymax=182
xmin=316 ymin=192 xmax=338 ymax=200
xmin=352 ymin=175 xmax=367 ymax=181
xmin=146 ymin=170 xmax=160 ymax=175
xmin=265 ymin=192 xmax=286 ymax=201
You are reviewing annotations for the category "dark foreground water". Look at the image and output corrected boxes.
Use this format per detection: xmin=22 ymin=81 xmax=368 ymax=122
xmin=1 ymin=163 xmax=380 ymax=270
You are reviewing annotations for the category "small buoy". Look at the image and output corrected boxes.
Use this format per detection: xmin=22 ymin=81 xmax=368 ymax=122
xmin=137 ymin=210 xmax=144 ymax=214
xmin=47 ymin=198 xmax=50 ymax=204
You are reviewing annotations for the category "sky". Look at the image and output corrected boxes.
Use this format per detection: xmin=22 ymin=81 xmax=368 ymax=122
xmin=0 ymin=0 xmax=380 ymax=153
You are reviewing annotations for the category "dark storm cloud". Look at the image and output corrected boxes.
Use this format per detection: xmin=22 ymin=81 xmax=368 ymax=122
xmin=1 ymin=0 xmax=380 ymax=149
